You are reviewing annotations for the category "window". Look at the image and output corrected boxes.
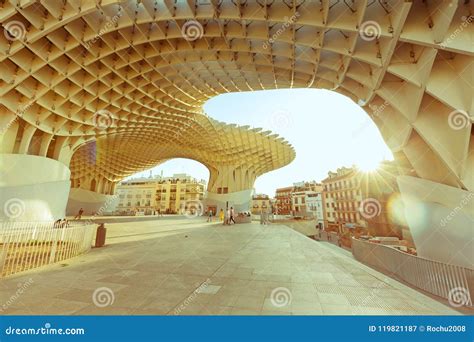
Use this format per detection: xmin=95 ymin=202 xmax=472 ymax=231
xmin=223 ymin=187 xmax=228 ymax=194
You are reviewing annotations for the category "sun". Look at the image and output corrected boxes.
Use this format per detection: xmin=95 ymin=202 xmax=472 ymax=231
xmin=356 ymin=158 xmax=382 ymax=173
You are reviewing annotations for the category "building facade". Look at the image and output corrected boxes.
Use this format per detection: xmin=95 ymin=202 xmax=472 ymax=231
xmin=117 ymin=174 xmax=206 ymax=214
xmin=274 ymin=186 xmax=293 ymax=215
xmin=291 ymin=181 xmax=323 ymax=218
xmin=306 ymin=192 xmax=325 ymax=229
xmin=322 ymin=167 xmax=366 ymax=233
xmin=251 ymin=194 xmax=271 ymax=215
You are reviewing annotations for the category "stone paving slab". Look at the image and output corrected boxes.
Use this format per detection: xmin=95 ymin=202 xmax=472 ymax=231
xmin=0 ymin=217 xmax=463 ymax=315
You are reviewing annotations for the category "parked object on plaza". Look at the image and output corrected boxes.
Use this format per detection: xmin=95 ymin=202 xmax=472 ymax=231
xmin=95 ymin=223 xmax=107 ymax=248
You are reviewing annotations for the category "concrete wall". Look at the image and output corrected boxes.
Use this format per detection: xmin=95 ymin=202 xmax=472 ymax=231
xmin=66 ymin=188 xmax=119 ymax=217
xmin=398 ymin=176 xmax=473 ymax=269
xmin=0 ymin=154 xmax=71 ymax=221
xmin=204 ymin=189 xmax=254 ymax=213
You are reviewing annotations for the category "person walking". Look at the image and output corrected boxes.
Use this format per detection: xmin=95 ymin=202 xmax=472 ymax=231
xmin=74 ymin=208 xmax=84 ymax=220
xmin=219 ymin=208 xmax=224 ymax=222
xmin=207 ymin=209 xmax=213 ymax=222
xmin=263 ymin=209 xmax=269 ymax=225
xmin=225 ymin=207 xmax=231 ymax=225
xmin=229 ymin=207 xmax=236 ymax=225
xmin=260 ymin=208 xmax=265 ymax=225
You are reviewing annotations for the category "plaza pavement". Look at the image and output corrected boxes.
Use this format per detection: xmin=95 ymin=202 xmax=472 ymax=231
xmin=0 ymin=217 xmax=461 ymax=315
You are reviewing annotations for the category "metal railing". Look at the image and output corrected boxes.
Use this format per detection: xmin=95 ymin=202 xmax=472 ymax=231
xmin=352 ymin=238 xmax=473 ymax=307
xmin=0 ymin=221 xmax=96 ymax=277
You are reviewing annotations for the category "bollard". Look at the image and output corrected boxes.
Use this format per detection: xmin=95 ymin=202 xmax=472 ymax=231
xmin=95 ymin=223 xmax=107 ymax=247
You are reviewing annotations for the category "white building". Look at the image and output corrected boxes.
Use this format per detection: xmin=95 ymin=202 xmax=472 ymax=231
xmin=306 ymin=191 xmax=325 ymax=229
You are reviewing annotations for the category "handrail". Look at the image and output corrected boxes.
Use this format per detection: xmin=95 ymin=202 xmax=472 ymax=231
xmin=0 ymin=221 xmax=96 ymax=277
xmin=351 ymin=237 xmax=473 ymax=307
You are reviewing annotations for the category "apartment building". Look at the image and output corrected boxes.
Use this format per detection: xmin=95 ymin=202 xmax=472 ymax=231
xmin=321 ymin=167 xmax=365 ymax=233
xmin=117 ymin=173 xmax=206 ymax=214
xmin=274 ymin=186 xmax=293 ymax=215
xmin=291 ymin=181 xmax=323 ymax=219
xmin=306 ymin=192 xmax=325 ymax=229
xmin=251 ymin=194 xmax=271 ymax=215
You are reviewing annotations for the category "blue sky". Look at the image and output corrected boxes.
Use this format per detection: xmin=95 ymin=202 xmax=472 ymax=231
xmin=128 ymin=89 xmax=393 ymax=196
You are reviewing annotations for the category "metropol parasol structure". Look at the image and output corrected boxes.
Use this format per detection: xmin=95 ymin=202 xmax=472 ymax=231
xmin=0 ymin=1 xmax=472 ymax=266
